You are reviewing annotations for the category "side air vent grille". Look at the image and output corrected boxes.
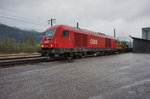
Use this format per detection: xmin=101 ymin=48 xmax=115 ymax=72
xmin=74 ymin=33 xmax=81 ymax=47
xmin=82 ymin=34 xmax=87 ymax=47
xmin=105 ymin=38 xmax=111 ymax=48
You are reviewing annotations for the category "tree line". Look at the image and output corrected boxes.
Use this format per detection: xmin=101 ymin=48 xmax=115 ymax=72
xmin=0 ymin=34 xmax=40 ymax=54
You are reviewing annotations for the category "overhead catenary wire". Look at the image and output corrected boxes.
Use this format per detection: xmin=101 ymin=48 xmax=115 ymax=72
xmin=0 ymin=7 xmax=19 ymax=11
xmin=0 ymin=7 xmax=35 ymax=19
xmin=0 ymin=7 xmax=46 ymax=23
xmin=0 ymin=7 xmax=49 ymax=32
xmin=0 ymin=15 xmax=47 ymax=27
xmin=0 ymin=7 xmax=30 ymax=16
xmin=0 ymin=12 xmax=45 ymax=26
xmin=0 ymin=7 xmax=47 ymax=27
xmin=0 ymin=12 xmax=36 ymax=21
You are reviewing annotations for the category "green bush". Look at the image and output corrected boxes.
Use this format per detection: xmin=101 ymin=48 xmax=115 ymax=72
xmin=0 ymin=34 xmax=40 ymax=54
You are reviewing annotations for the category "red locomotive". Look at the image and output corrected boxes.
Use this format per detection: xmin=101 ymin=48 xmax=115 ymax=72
xmin=40 ymin=25 xmax=117 ymax=59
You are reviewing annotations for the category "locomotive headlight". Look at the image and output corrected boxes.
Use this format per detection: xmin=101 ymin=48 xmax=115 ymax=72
xmin=41 ymin=45 xmax=44 ymax=47
xmin=51 ymin=44 xmax=53 ymax=47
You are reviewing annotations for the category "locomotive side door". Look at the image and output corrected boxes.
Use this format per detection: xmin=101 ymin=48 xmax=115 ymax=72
xmin=68 ymin=31 xmax=73 ymax=48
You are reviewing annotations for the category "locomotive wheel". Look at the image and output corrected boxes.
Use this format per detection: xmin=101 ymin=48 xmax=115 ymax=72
xmin=80 ymin=52 xmax=87 ymax=58
xmin=73 ymin=52 xmax=81 ymax=59
xmin=100 ymin=52 xmax=105 ymax=56
xmin=73 ymin=54 xmax=79 ymax=59
xmin=47 ymin=56 xmax=55 ymax=60
xmin=41 ymin=53 xmax=45 ymax=56
xmin=104 ymin=52 xmax=108 ymax=55
xmin=65 ymin=53 xmax=73 ymax=60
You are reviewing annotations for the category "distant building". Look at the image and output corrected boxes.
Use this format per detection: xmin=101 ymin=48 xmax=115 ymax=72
xmin=142 ymin=27 xmax=150 ymax=40
xmin=132 ymin=37 xmax=150 ymax=53
xmin=131 ymin=27 xmax=150 ymax=53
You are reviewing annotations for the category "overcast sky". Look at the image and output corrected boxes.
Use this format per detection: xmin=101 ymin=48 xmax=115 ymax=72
xmin=0 ymin=0 xmax=150 ymax=40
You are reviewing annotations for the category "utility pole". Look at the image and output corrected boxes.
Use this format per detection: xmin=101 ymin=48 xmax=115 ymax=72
xmin=114 ymin=28 xmax=116 ymax=38
xmin=129 ymin=35 xmax=132 ymax=48
xmin=48 ymin=18 xmax=56 ymax=26
xmin=77 ymin=22 xmax=79 ymax=28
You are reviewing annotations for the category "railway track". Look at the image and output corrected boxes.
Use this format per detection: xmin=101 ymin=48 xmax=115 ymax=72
xmin=0 ymin=56 xmax=42 ymax=61
xmin=0 ymin=54 xmax=41 ymax=60
xmin=0 ymin=55 xmax=91 ymax=68
xmin=0 ymin=57 xmax=48 ymax=68
xmin=0 ymin=52 xmax=124 ymax=68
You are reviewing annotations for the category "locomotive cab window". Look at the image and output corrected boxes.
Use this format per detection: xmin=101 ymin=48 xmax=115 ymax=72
xmin=44 ymin=29 xmax=56 ymax=37
xmin=61 ymin=30 xmax=69 ymax=37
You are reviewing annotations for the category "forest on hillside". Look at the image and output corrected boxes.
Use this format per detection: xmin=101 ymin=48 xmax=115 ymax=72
xmin=0 ymin=24 xmax=42 ymax=54
xmin=0 ymin=34 xmax=40 ymax=54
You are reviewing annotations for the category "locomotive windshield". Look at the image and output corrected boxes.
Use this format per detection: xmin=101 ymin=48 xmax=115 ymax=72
xmin=43 ymin=29 xmax=56 ymax=37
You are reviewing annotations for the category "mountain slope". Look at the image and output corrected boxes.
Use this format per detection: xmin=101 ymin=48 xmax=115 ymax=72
xmin=0 ymin=24 xmax=43 ymax=43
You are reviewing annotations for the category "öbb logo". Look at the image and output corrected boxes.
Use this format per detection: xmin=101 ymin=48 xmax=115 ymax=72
xmin=90 ymin=39 xmax=97 ymax=45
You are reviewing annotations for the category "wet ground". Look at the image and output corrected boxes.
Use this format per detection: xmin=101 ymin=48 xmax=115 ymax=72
xmin=0 ymin=53 xmax=150 ymax=99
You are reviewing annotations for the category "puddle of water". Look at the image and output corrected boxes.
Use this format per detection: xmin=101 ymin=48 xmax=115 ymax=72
xmin=120 ymin=66 xmax=130 ymax=70
xmin=121 ymin=79 xmax=150 ymax=89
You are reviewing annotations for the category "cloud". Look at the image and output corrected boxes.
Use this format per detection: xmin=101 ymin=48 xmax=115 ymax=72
xmin=0 ymin=0 xmax=150 ymax=40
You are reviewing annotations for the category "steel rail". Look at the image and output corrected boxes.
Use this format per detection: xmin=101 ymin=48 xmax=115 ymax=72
xmin=0 ymin=57 xmax=48 ymax=68
xmin=0 ymin=56 xmax=41 ymax=61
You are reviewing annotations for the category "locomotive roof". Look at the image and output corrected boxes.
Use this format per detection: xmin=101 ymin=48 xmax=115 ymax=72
xmin=46 ymin=25 xmax=114 ymax=39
